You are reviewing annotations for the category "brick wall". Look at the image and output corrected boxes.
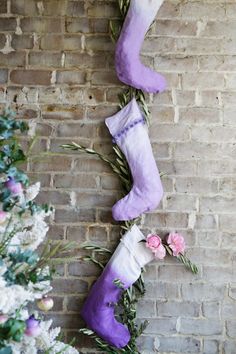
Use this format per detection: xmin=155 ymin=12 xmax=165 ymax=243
xmin=1 ymin=0 xmax=236 ymax=353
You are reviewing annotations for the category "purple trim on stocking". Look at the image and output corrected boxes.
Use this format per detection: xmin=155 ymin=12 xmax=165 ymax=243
xmin=112 ymin=117 xmax=145 ymax=143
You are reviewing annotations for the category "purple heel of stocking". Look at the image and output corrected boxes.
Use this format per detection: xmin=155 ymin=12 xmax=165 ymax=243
xmin=81 ymin=265 xmax=130 ymax=348
xmin=115 ymin=0 xmax=167 ymax=93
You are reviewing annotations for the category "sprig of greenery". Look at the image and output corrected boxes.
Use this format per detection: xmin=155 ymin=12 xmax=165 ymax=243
xmin=165 ymin=245 xmax=198 ymax=274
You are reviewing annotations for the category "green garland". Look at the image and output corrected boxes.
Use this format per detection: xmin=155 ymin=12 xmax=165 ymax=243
xmin=63 ymin=0 xmax=198 ymax=352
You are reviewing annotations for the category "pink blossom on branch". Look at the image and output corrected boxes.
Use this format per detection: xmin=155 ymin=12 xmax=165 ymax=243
xmin=167 ymin=232 xmax=186 ymax=256
xmin=146 ymin=234 xmax=166 ymax=260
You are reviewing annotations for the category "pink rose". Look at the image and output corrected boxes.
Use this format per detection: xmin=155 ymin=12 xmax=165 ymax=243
xmin=146 ymin=234 xmax=166 ymax=260
xmin=167 ymin=232 xmax=186 ymax=256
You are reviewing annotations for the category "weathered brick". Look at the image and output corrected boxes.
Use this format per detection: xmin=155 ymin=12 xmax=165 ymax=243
xmin=0 ymin=69 xmax=8 ymax=84
xmin=0 ymin=52 xmax=25 ymax=67
xmin=29 ymin=52 xmax=62 ymax=68
xmin=145 ymin=318 xmax=177 ymax=335
xmin=91 ymin=71 xmax=120 ymax=85
xmin=56 ymin=70 xmax=86 ymax=85
xmin=66 ymin=17 xmax=89 ymax=33
xmin=30 ymin=156 xmax=72 ymax=172
xmin=150 ymin=124 xmax=190 ymax=142
xmin=42 ymin=104 xmax=84 ymax=119
xmin=159 ymin=265 xmax=201 ymax=282
xmin=202 ymin=301 xmax=221 ymax=319
xmin=66 ymin=226 xmax=87 ymax=242
xmin=179 ymin=318 xmax=222 ymax=336
xmin=11 ymin=34 xmax=34 ymax=50
xmin=203 ymin=340 xmax=220 ymax=354
xmin=89 ymin=18 xmax=109 ymax=33
xmin=0 ymin=34 xmax=5 ymax=49
xmin=195 ymin=214 xmax=217 ymax=230
xmin=165 ymin=194 xmax=197 ymax=212
xmin=68 ymin=261 xmax=100 ymax=277
xmin=145 ymin=212 xmax=189 ymax=228
xmin=88 ymin=226 xmax=108 ymax=242
xmin=56 ymin=123 xmax=97 ymax=138
xmin=65 ymin=52 xmax=106 ymax=69
xmin=0 ymin=18 xmax=16 ymax=31
xmin=175 ymin=177 xmax=218 ymax=194
xmin=85 ymin=35 xmax=114 ymax=51
xmin=157 ymin=337 xmax=201 ymax=353
xmin=67 ymin=1 xmax=85 ymax=17
xmin=39 ymin=0 xmax=67 ymax=16
xmin=52 ymin=278 xmax=88 ymax=294
xmin=54 ymin=174 xmax=97 ymax=189
xmin=10 ymin=70 xmax=52 ymax=85
xmin=180 ymin=2 xmax=225 ymax=20
xmin=11 ymin=0 xmax=38 ymax=15
xmin=0 ymin=0 xmax=7 ymax=13
xmin=66 ymin=296 xmax=85 ymax=312
xmin=155 ymin=19 xmax=197 ymax=36
xmin=223 ymin=341 xmax=236 ymax=354
xmin=55 ymin=208 xmax=96 ymax=223
xmin=21 ymin=18 xmax=63 ymax=33
xmin=181 ymin=283 xmax=225 ymax=301
xmin=36 ymin=190 xmax=71 ymax=205
xmin=157 ymin=301 xmax=200 ymax=318
xmin=40 ymin=35 xmax=81 ymax=51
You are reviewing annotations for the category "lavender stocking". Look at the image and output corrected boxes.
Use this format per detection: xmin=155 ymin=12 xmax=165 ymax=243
xmin=115 ymin=0 xmax=166 ymax=93
xmin=81 ymin=225 xmax=154 ymax=348
xmin=105 ymin=98 xmax=163 ymax=221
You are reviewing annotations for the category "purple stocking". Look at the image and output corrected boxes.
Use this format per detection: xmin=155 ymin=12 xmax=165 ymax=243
xmin=81 ymin=225 xmax=154 ymax=348
xmin=105 ymin=98 xmax=163 ymax=221
xmin=115 ymin=0 xmax=166 ymax=93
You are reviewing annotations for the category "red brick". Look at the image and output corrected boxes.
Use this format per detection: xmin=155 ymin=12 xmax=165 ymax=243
xmin=11 ymin=34 xmax=34 ymax=50
xmin=0 ymin=52 xmax=25 ymax=67
xmin=40 ymin=34 xmax=81 ymax=51
xmin=29 ymin=52 xmax=62 ymax=68
xmin=21 ymin=18 xmax=63 ymax=33
xmin=56 ymin=70 xmax=86 ymax=85
xmin=10 ymin=70 xmax=52 ymax=85
xmin=0 ymin=18 xmax=16 ymax=31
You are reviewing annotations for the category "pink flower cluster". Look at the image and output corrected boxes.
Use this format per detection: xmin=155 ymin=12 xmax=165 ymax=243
xmin=146 ymin=232 xmax=186 ymax=259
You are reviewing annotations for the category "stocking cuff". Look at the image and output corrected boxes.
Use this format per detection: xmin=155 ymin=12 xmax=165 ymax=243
xmin=105 ymin=98 xmax=144 ymax=141
xmin=121 ymin=225 xmax=154 ymax=268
